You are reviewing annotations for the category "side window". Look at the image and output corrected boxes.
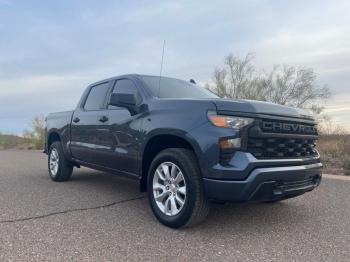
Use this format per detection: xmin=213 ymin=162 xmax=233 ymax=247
xmin=84 ymin=82 xmax=110 ymax=110
xmin=108 ymin=79 xmax=141 ymax=109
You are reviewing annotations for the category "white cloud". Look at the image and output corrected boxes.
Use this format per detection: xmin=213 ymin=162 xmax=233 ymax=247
xmin=1 ymin=0 xmax=350 ymax=133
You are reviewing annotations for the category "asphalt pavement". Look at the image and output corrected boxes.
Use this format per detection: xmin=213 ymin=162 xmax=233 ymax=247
xmin=0 ymin=150 xmax=349 ymax=261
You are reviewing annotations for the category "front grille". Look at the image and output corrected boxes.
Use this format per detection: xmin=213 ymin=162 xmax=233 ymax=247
xmin=248 ymin=137 xmax=317 ymax=159
xmin=247 ymin=119 xmax=318 ymax=159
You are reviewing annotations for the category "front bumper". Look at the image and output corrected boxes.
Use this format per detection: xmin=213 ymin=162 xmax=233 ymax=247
xmin=203 ymin=162 xmax=322 ymax=202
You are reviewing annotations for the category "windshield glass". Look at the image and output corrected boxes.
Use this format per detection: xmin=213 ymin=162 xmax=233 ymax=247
xmin=140 ymin=75 xmax=218 ymax=99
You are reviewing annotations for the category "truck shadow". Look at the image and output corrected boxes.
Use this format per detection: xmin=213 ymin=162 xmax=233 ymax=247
xmin=199 ymin=200 xmax=308 ymax=231
xmin=68 ymin=168 xmax=318 ymax=234
xmin=69 ymin=168 xmax=141 ymax=195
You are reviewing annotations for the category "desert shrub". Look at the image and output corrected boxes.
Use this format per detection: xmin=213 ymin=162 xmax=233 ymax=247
xmin=317 ymin=134 xmax=350 ymax=175
xmin=343 ymin=143 xmax=350 ymax=175
xmin=0 ymin=134 xmax=31 ymax=150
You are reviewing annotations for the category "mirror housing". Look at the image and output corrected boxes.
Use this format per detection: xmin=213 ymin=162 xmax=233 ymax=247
xmin=109 ymin=93 xmax=138 ymax=115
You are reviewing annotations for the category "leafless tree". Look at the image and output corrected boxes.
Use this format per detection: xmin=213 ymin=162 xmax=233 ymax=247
xmin=23 ymin=115 xmax=45 ymax=149
xmin=209 ymin=53 xmax=256 ymax=99
xmin=208 ymin=53 xmax=331 ymax=115
xmin=259 ymin=65 xmax=331 ymax=109
xmin=318 ymin=117 xmax=348 ymax=136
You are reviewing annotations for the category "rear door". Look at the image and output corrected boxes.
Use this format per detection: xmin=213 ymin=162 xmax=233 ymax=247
xmin=70 ymin=81 xmax=113 ymax=165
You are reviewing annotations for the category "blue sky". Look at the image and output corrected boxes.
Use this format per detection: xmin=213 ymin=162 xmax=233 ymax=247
xmin=0 ymin=0 xmax=349 ymax=133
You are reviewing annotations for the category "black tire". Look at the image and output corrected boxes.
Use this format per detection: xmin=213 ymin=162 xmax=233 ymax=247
xmin=147 ymin=148 xmax=210 ymax=228
xmin=48 ymin=142 xmax=73 ymax=182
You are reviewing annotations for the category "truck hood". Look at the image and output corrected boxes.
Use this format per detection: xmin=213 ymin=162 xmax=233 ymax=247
xmin=212 ymin=99 xmax=313 ymax=119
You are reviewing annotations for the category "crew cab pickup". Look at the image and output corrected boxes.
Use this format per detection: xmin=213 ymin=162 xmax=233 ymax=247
xmin=45 ymin=74 xmax=322 ymax=228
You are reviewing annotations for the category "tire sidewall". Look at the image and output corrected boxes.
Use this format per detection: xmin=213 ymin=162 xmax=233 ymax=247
xmin=147 ymin=150 xmax=197 ymax=228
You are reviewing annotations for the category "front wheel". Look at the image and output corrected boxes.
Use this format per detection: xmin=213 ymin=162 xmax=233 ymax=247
xmin=147 ymin=148 xmax=210 ymax=228
xmin=48 ymin=142 xmax=73 ymax=182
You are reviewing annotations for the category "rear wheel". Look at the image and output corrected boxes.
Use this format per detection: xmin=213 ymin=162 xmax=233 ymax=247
xmin=147 ymin=148 xmax=210 ymax=228
xmin=48 ymin=142 xmax=73 ymax=182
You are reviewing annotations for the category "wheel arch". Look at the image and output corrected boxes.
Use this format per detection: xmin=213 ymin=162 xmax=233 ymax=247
xmin=140 ymin=132 xmax=201 ymax=192
xmin=47 ymin=129 xmax=77 ymax=168
xmin=47 ymin=130 xmax=61 ymax=151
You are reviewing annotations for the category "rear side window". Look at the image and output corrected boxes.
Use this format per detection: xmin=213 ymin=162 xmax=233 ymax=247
xmin=108 ymin=79 xmax=141 ymax=109
xmin=84 ymin=82 xmax=110 ymax=110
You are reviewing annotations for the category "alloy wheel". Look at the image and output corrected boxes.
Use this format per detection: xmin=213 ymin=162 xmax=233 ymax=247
xmin=49 ymin=148 xmax=59 ymax=177
xmin=152 ymin=162 xmax=187 ymax=216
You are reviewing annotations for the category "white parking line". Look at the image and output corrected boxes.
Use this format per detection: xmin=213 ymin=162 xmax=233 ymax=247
xmin=323 ymin=174 xmax=350 ymax=181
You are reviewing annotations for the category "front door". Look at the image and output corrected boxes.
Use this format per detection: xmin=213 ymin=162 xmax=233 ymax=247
xmin=101 ymin=78 xmax=143 ymax=175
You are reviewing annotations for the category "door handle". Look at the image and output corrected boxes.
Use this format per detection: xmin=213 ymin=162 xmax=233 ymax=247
xmin=73 ymin=117 xmax=80 ymax=123
xmin=99 ymin=116 xmax=109 ymax=123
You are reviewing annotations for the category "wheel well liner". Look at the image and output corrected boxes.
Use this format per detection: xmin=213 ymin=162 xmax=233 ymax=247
xmin=47 ymin=132 xmax=61 ymax=150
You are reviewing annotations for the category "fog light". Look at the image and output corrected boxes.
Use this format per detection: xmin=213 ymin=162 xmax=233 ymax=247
xmin=219 ymin=138 xmax=241 ymax=149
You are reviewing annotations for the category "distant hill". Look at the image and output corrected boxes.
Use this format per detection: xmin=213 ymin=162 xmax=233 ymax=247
xmin=0 ymin=134 xmax=35 ymax=150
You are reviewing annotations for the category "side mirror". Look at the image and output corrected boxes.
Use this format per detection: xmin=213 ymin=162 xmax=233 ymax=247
xmin=109 ymin=93 xmax=138 ymax=114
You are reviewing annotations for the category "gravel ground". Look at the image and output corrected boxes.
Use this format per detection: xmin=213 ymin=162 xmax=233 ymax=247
xmin=0 ymin=150 xmax=349 ymax=261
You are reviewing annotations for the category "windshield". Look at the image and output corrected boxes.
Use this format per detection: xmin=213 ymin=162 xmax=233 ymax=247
xmin=140 ymin=75 xmax=218 ymax=99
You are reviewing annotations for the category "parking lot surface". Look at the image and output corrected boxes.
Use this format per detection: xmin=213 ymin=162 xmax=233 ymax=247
xmin=0 ymin=150 xmax=349 ymax=261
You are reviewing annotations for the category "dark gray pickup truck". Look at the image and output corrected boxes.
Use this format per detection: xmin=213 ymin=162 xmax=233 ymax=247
xmin=45 ymin=74 xmax=322 ymax=228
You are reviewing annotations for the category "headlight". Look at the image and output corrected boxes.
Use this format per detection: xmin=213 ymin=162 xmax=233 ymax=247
xmin=208 ymin=111 xmax=253 ymax=129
